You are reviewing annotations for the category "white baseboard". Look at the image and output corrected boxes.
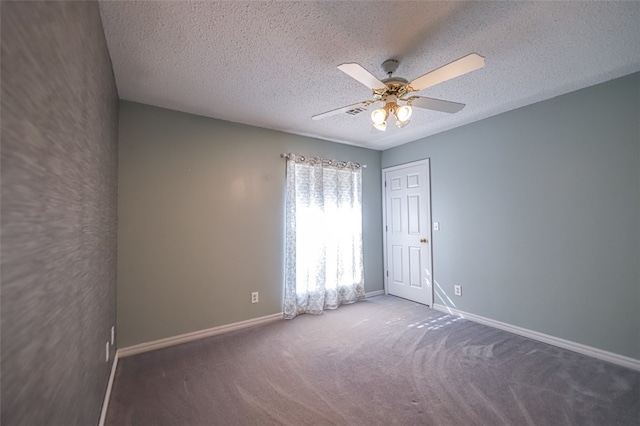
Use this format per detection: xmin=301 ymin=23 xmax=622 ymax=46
xmin=118 ymin=313 xmax=283 ymax=358
xmin=365 ymin=290 xmax=385 ymax=298
xmin=433 ymin=304 xmax=640 ymax=372
xmin=98 ymin=350 xmax=119 ymax=426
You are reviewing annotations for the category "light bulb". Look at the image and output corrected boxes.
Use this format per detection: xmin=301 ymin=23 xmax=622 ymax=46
xmin=373 ymin=121 xmax=387 ymax=132
xmin=395 ymin=105 xmax=412 ymax=122
xmin=371 ymin=108 xmax=387 ymax=125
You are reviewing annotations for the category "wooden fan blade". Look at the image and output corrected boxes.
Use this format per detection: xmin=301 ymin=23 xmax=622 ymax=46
xmin=312 ymin=101 xmax=371 ymax=120
xmin=409 ymin=53 xmax=485 ymax=92
xmin=337 ymin=63 xmax=387 ymax=90
xmin=407 ymin=96 xmax=465 ymax=113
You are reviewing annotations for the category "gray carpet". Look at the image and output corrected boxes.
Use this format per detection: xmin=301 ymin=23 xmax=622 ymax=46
xmin=106 ymin=296 xmax=639 ymax=425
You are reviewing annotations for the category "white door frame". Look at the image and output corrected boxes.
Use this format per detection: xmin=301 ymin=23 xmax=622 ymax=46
xmin=382 ymin=159 xmax=434 ymax=305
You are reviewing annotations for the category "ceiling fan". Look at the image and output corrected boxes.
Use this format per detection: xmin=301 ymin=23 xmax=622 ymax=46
xmin=312 ymin=53 xmax=485 ymax=131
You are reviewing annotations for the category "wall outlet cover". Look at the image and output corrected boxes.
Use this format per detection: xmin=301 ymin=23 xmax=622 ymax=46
xmin=454 ymin=285 xmax=462 ymax=296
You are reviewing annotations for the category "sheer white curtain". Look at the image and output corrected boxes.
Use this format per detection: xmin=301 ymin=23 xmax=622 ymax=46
xmin=284 ymin=154 xmax=365 ymax=319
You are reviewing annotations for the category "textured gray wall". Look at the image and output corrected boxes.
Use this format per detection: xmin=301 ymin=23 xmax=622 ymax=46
xmin=382 ymin=73 xmax=640 ymax=359
xmin=117 ymin=101 xmax=382 ymax=348
xmin=1 ymin=2 xmax=118 ymax=424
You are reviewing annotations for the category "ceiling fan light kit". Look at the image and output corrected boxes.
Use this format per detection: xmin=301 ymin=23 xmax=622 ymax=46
xmin=313 ymin=53 xmax=486 ymax=132
xmin=370 ymin=97 xmax=413 ymax=132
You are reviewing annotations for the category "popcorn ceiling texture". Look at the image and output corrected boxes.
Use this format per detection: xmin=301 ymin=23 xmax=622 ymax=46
xmin=1 ymin=2 xmax=118 ymax=424
xmin=98 ymin=1 xmax=640 ymax=150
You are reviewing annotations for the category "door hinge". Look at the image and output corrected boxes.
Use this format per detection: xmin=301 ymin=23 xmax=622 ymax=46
xmin=384 ymin=181 xmax=387 ymax=188
xmin=386 ymin=270 xmax=389 ymax=277
xmin=385 ymin=225 xmax=388 ymax=232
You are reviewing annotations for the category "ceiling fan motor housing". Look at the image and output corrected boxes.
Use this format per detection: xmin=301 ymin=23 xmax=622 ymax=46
xmin=375 ymin=59 xmax=411 ymax=100
xmin=375 ymin=78 xmax=410 ymax=100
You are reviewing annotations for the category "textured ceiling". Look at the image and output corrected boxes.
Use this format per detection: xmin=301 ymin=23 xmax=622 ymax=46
xmin=98 ymin=1 xmax=640 ymax=151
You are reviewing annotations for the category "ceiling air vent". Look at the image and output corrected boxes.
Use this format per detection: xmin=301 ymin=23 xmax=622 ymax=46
xmin=345 ymin=107 xmax=367 ymax=116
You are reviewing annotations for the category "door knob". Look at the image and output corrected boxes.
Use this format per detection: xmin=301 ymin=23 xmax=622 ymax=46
xmin=420 ymin=238 xmax=428 ymax=243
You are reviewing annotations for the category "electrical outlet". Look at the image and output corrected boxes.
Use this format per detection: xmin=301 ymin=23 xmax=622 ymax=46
xmin=111 ymin=326 xmax=115 ymax=346
xmin=105 ymin=342 xmax=109 ymax=362
xmin=251 ymin=292 xmax=259 ymax=304
xmin=454 ymin=285 xmax=462 ymax=296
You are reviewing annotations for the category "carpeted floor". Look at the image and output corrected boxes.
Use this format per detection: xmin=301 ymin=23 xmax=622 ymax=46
xmin=106 ymin=295 xmax=639 ymax=425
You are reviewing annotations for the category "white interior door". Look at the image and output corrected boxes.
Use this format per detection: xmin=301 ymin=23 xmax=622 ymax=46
xmin=383 ymin=160 xmax=433 ymax=306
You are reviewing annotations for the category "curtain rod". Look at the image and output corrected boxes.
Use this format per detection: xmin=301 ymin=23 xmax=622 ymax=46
xmin=280 ymin=153 xmax=367 ymax=168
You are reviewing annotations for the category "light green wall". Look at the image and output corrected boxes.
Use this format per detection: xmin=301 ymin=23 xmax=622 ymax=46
xmin=382 ymin=73 xmax=640 ymax=359
xmin=117 ymin=102 xmax=383 ymax=347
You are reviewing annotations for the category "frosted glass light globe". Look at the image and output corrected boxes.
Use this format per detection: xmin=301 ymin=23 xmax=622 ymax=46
xmin=373 ymin=121 xmax=387 ymax=131
xmin=371 ymin=108 xmax=387 ymax=125
xmin=396 ymin=105 xmax=412 ymax=122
